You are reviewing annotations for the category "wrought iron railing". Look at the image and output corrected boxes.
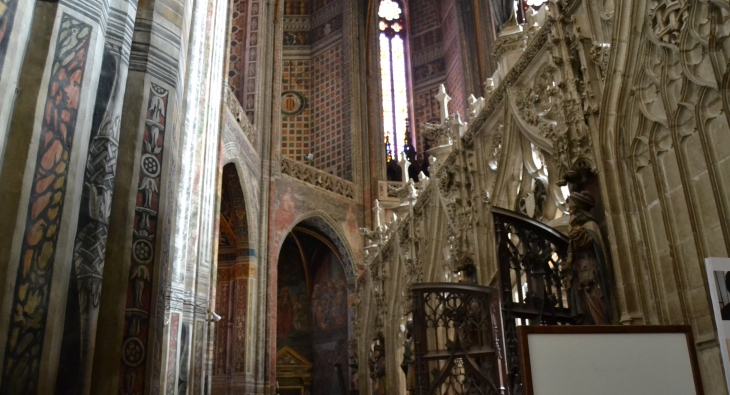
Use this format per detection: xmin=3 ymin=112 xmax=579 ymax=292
xmin=411 ymin=283 xmax=505 ymax=395
xmin=491 ymin=207 xmax=572 ymax=395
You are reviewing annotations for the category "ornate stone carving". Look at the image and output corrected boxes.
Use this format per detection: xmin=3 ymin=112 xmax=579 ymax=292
xmin=491 ymin=31 xmax=528 ymax=59
xmin=589 ymin=43 xmax=611 ymax=83
xmin=560 ymin=191 xmax=612 ymax=325
xmin=225 ymin=83 xmax=257 ymax=147
xmin=280 ymin=157 xmax=356 ymax=199
xmin=648 ymin=0 xmax=688 ymax=46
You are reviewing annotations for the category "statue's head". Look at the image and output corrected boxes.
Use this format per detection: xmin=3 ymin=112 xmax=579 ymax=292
xmin=567 ymin=191 xmax=596 ymax=226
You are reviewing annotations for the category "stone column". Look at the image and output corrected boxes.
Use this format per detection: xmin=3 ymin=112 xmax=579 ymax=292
xmin=53 ymin=0 xmax=139 ymax=394
xmin=0 ymin=0 xmax=114 ymax=392
xmin=0 ymin=0 xmax=37 ymax=167
xmin=90 ymin=0 xmax=196 ymax=391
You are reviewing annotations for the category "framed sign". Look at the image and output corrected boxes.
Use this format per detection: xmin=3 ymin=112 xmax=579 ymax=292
xmin=517 ymin=325 xmax=703 ymax=395
xmin=705 ymin=257 xmax=730 ymax=393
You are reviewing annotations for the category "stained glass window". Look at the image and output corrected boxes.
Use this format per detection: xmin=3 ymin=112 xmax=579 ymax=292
xmin=378 ymin=0 xmax=408 ymax=162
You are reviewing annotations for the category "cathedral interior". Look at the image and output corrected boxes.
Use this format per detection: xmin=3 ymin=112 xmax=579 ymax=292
xmin=1 ymin=0 xmax=730 ymax=394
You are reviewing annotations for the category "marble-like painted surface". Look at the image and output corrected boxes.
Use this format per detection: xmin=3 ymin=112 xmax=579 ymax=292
xmin=2 ymin=14 xmax=92 ymax=394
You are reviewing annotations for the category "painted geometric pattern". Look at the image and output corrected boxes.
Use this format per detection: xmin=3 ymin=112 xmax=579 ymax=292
xmin=1 ymin=14 xmax=91 ymax=395
xmin=119 ymin=83 xmax=169 ymax=395
xmin=244 ymin=0 xmax=260 ymax=121
xmin=228 ymin=0 xmax=248 ymax=105
xmin=311 ymin=42 xmax=350 ymax=179
xmin=281 ymin=60 xmax=311 ymax=161
xmin=0 ymin=0 xmax=18 ymax=75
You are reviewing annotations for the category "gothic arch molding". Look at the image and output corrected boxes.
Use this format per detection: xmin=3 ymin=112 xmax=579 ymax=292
xmin=277 ymin=210 xmax=359 ymax=286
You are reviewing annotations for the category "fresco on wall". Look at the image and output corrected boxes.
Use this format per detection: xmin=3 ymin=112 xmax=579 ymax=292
xmin=310 ymin=249 xmax=348 ymax=395
xmin=277 ymin=240 xmax=312 ymax=360
xmin=277 ymin=232 xmax=349 ymax=395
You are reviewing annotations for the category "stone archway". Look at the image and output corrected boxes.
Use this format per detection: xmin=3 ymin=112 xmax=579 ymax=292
xmin=275 ymin=220 xmax=354 ymax=395
xmin=212 ymin=163 xmax=254 ymax=392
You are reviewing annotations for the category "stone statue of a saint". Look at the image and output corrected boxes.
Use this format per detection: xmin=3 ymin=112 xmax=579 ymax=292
xmin=562 ymin=191 xmax=612 ymax=325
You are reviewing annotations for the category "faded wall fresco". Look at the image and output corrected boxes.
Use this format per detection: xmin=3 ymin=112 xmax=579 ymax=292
xmin=277 ymin=238 xmax=311 ymax=360
xmin=310 ymin=250 xmax=348 ymax=395
xmin=276 ymin=234 xmax=348 ymax=395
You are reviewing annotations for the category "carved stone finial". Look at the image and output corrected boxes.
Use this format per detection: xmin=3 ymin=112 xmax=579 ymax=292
xmin=373 ymin=199 xmax=384 ymax=229
xmin=451 ymin=112 xmax=466 ymax=138
xmin=484 ymin=78 xmax=495 ymax=95
xmin=418 ymin=171 xmax=429 ymax=189
xmin=398 ymin=152 xmax=410 ymax=182
xmin=435 ymin=84 xmax=451 ymax=123
xmin=467 ymin=94 xmax=485 ymax=119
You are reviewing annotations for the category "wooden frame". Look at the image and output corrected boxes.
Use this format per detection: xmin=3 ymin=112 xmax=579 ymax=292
xmin=517 ymin=325 xmax=704 ymax=395
xmin=705 ymin=257 xmax=730 ymax=393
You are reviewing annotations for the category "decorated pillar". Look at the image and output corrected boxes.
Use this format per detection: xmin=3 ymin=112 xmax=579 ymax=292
xmin=0 ymin=0 xmax=36 ymax=166
xmin=0 ymin=0 xmax=118 ymax=393
xmin=88 ymin=0 xmax=196 ymax=392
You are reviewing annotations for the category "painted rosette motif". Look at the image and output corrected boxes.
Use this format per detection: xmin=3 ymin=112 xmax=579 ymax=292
xmin=119 ymin=83 xmax=169 ymax=394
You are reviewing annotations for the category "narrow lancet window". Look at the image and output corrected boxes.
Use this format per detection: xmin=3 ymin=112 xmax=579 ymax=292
xmin=378 ymin=0 xmax=408 ymax=162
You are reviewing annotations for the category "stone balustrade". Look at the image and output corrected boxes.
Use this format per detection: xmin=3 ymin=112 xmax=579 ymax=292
xmin=280 ymin=157 xmax=356 ymax=200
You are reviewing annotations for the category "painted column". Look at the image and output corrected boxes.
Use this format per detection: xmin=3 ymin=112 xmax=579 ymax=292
xmin=0 ymin=0 xmax=115 ymax=392
xmin=54 ymin=1 xmax=139 ymax=394
xmin=89 ymin=0 xmax=195 ymax=391
xmin=0 ymin=0 xmax=36 ymax=167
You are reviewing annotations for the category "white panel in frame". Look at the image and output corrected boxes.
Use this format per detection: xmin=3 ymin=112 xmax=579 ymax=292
xmin=517 ymin=325 xmax=704 ymax=395
xmin=705 ymin=257 xmax=730 ymax=393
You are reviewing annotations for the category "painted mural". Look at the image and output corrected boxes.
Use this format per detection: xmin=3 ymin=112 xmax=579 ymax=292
xmin=310 ymin=250 xmax=348 ymax=395
xmin=277 ymin=233 xmax=349 ymax=395
xmin=277 ymin=240 xmax=311 ymax=360
xmin=2 ymin=14 xmax=92 ymax=395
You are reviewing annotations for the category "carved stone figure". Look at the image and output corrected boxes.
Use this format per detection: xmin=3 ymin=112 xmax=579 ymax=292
xmin=400 ymin=319 xmax=416 ymax=393
xmin=368 ymin=333 xmax=386 ymax=384
xmin=562 ymin=191 xmax=612 ymax=325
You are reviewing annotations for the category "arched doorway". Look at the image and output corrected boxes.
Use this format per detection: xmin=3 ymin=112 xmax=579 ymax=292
xmin=212 ymin=163 xmax=253 ymax=392
xmin=276 ymin=225 xmax=350 ymax=395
